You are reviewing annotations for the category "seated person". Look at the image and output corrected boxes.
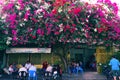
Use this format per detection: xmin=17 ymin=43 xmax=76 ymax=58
xmin=18 ymin=64 xmax=28 ymax=79
xmin=42 ymin=61 xmax=48 ymax=72
xmin=8 ymin=63 xmax=18 ymax=79
xmin=28 ymin=63 xmax=37 ymax=79
xmin=25 ymin=61 xmax=31 ymax=70
xmin=19 ymin=64 xmax=27 ymax=73
xmin=56 ymin=64 xmax=62 ymax=77
xmin=76 ymin=63 xmax=83 ymax=73
xmin=8 ymin=64 xmax=14 ymax=74
xmin=45 ymin=64 xmax=53 ymax=76
xmin=46 ymin=64 xmax=53 ymax=73
xmin=29 ymin=63 xmax=36 ymax=72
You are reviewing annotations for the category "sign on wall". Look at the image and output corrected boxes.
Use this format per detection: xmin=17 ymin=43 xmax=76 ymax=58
xmin=6 ymin=48 xmax=51 ymax=53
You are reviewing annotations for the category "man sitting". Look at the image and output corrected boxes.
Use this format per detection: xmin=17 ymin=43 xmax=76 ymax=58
xmin=45 ymin=64 xmax=53 ymax=76
xmin=46 ymin=64 xmax=53 ymax=73
xmin=18 ymin=64 xmax=28 ymax=80
xmin=28 ymin=63 xmax=37 ymax=80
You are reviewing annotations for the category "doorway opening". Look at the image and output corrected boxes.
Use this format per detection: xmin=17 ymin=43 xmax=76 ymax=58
xmin=85 ymin=55 xmax=96 ymax=71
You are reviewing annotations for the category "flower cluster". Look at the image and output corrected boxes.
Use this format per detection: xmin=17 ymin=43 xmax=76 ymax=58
xmin=0 ymin=0 xmax=120 ymax=47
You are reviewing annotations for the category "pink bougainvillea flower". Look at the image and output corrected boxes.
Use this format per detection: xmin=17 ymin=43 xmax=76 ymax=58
xmin=37 ymin=28 xmax=41 ymax=35
xmin=112 ymin=3 xmax=118 ymax=14
xmin=37 ymin=28 xmax=44 ymax=36
xmin=12 ymin=36 xmax=18 ymax=41
xmin=73 ymin=8 xmax=81 ymax=15
xmin=72 ymin=24 xmax=76 ymax=27
xmin=10 ymin=25 xmax=16 ymax=29
xmin=66 ymin=25 xmax=70 ymax=29
xmin=97 ymin=27 xmax=103 ymax=33
xmin=18 ymin=0 xmax=23 ymax=4
xmin=31 ymin=18 xmax=38 ymax=22
xmin=47 ymin=27 xmax=51 ymax=35
xmin=54 ymin=0 xmax=67 ymax=8
xmin=70 ymin=28 xmax=75 ymax=33
xmin=1 ymin=0 xmax=120 ymax=46
xmin=8 ymin=13 xmax=17 ymax=22
xmin=98 ymin=9 xmax=104 ymax=17
xmin=101 ymin=18 xmax=107 ymax=23
xmin=32 ymin=35 xmax=36 ymax=39
xmin=3 ymin=3 xmax=14 ymax=11
xmin=12 ymin=30 xmax=17 ymax=35
xmin=24 ymin=10 xmax=30 ymax=20
xmin=114 ymin=27 xmax=120 ymax=33
xmin=97 ymin=0 xmax=104 ymax=3
xmin=54 ymin=31 xmax=60 ymax=35
xmin=51 ymin=8 xmax=57 ymax=15
xmin=85 ymin=32 xmax=89 ymax=38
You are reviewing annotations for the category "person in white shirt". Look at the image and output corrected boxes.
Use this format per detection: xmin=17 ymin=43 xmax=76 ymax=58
xmin=46 ymin=64 xmax=53 ymax=73
xmin=45 ymin=64 xmax=53 ymax=76
xmin=18 ymin=64 xmax=28 ymax=79
xmin=29 ymin=63 xmax=36 ymax=72
xmin=28 ymin=63 xmax=37 ymax=79
xmin=19 ymin=64 xmax=27 ymax=73
xmin=25 ymin=61 xmax=31 ymax=70
xmin=8 ymin=64 xmax=14 ymax=74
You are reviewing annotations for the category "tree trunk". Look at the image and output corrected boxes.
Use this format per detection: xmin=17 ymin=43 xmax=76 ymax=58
xmin=62 ymin=44 xmax=69 ymax=73
xmin=52 ymin=43 xmax=69 ymax=73
xmin=61 ymin=56 xmax=68 ymax=73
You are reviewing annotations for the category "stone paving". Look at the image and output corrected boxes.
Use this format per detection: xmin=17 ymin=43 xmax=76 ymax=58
xmin=62 ymin=71 xmax=107 ymax=80
xmin=0 ymin=71 xmax=107 ymax=80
